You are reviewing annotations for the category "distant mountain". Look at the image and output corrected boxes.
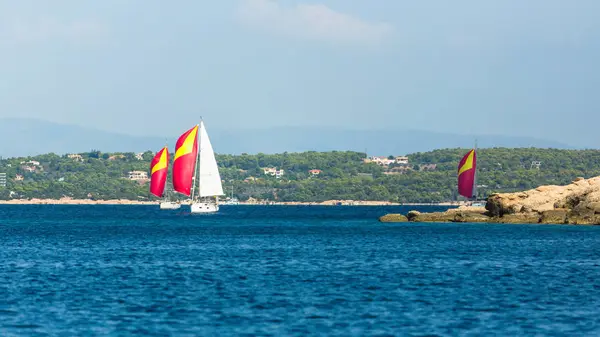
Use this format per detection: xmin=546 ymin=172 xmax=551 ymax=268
xmin=0 ymin=118 xmax=166 ymax=158
xmin=0 ymin=118 xmax=576 ymax=158
xmin=211 ymin=127 xmax=576 ymax=155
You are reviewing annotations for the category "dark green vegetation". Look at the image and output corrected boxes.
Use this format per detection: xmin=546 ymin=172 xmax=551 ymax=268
xmin=1 ymin=148 xmax=599 ymax=202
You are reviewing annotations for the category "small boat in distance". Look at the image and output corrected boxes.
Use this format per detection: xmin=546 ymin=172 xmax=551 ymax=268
xmin=221 ymin=186 xmax=240 ymax=205
xmin=172 ymin=120 xmax=224 ymax=213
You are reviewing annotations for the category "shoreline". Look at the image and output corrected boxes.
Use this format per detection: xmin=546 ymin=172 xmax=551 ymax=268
xmin=0 ymin=198 xmax=465 ymax=206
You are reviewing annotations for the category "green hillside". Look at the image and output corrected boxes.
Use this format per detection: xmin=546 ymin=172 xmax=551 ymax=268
xmin=1 ymin=148 xmax=599 ymax=202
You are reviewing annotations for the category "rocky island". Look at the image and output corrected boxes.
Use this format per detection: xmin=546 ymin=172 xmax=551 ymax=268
xmin=380 ymin=176 xmax=600 ymax=225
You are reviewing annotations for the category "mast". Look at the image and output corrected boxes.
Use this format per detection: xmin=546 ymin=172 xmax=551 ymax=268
xmin=198 ymin=119 xmax=203 ymax=200
xmin=164 ymin=139 xmax=169 ymax=201
xmin=190 ymin=121 xmax=201 ymax=202
xmin=472 ymin=139 xmax=478 ymax=200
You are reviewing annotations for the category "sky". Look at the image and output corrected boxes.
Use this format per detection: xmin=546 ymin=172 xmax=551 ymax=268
xmin=1 ymin=0 xmax=599 ymax=147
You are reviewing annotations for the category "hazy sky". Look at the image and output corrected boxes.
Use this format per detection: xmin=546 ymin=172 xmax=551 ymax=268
xmin=1 ymin=0 xmax=599 ymax=147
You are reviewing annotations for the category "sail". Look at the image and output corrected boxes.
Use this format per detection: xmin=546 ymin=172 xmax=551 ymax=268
xmin=150 ymin=147 xmax=169 ymax=197
xmin=458 ymin=149 xmax=477 ymax=198
xmin=197 ymin=121 xmax=224 ymax=197
xmin=172 ymin=125 xmax=199 ymax=196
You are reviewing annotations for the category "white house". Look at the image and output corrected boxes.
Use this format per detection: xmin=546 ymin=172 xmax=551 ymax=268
xmin=395 ymin=156 xmax=409 ymax=165
xmin=368 ymin=156 xmax=395 ymax=166
xmin=20 ymin=160 xmax=40 ymax=166
xmin=263 ymin=167 xmax=284 ymax=179
xmin=67 ymin=154 xmax=84 ymax=162
xmin=128 ymin=171 xmax=149 ymax=180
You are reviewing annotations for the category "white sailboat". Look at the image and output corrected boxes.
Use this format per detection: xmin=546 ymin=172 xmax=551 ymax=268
xmin=159 ymin=187 xmax=181 ymax=210
xmin=190 ymin=120 xmax=224 ymax=213
xmin=221 ymin=186 xmax=240 ymax=205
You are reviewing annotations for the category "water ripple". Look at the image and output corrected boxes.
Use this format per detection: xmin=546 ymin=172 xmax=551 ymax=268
xmin=1 ymin=205 xmax=600 ymax=336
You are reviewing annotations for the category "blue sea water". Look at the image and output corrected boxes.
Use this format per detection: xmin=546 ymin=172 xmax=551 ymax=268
xmin=1 ymin=205 xmax=600 ymax=336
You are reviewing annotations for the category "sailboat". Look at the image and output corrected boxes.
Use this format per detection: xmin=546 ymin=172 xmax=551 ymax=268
xmin=457 ymin=147 xmax=477 ymax=200
xmin=160 ymin=186 xmax=181 ymax=210
xmin=221 ymin=186 xmax=240 ymax=205
xmin=150 ymin=146 xmax=181 ymax=210
xmin=172 ymin=120 xmax=224 ymax=213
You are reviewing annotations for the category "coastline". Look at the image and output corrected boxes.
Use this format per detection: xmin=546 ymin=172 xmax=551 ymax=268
xmin=0 ymin=198 xmax=157 ymax=205
xmin=0 ymin=198 xmax=465 ymax=206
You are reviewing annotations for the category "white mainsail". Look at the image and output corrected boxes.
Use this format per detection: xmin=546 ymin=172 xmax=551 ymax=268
xmin=197 ymin=121 xmax=224 ymax=197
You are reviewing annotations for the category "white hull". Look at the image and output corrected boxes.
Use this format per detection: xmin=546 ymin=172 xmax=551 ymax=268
xmin=160 ymin=201 xmax=181 ymax=210
xmin=190 ymin=201 xmax=219 ymax=213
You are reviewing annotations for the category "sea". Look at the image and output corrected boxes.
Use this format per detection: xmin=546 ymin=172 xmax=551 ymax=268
xmin=1 ymin=205 xmax=600 ymax=336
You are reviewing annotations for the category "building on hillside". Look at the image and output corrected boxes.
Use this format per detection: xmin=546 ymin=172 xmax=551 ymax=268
xmin=135 ymin=153 xmax=144 ymax=160
xmin=128 ymin=171 xmax=149 ymax=180
xmin=0 ymin=173 xmax=6 ymax=187
xmin=14 ymin=174 xmax=24 ymax=181
xmin=365 ymin=156 xmax=395 ymax=166
xmin=419 ymin=164 xmax=437 ymax=171
xmin=67 ymin=154 xmax=84 ymax=162
xmin=263 ymin=167 xmax=284 ymax=179
xmin=308 ymin=169 xmax=322 ymax=176
xmin=21 ymin=166 xmax=36 ymax=173
xmin=395 ymin=156 xmax=409 ymax=165
xmin=108 ymin=154 xmax=125 ymax=160
xmin=20 ymin=160 xmax=40 ymax=166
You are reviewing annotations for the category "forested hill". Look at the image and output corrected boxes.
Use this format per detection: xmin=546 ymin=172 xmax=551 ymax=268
xmin=1 ymin=148 xmax=599 ymax=203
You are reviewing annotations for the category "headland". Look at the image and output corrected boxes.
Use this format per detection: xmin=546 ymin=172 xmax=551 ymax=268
xmin=380 ymin=176 xmax=600 ymax=225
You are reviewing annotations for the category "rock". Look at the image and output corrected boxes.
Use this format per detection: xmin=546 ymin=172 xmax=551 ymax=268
xmin=379 ymin=214 xmax=408 ymax=222
xmin=486 ymin=176 xmax=600 ymax=219
xmin=406 ymin=210 xmax=421 ymax=221
xmin=447 ymin=206 xmax=487 ymax=214
xmin=568 ymin=214 xmax=600 ymax=225
xmin=540 ymin=209 xmax=568 ymax=224
xmin=410 ymin=211 xmax=455 ymax=222
xmin=451 ymin=212 xmax=491 ymax=223
xmin=493 ymin=213 xmax=540 ymax=224
xmin=408 ymin=209 xmax=490 ymax=223
xmin=586 ymin=201 xmax=600 ymax=214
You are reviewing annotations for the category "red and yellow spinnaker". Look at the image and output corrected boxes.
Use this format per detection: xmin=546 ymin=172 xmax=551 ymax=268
xmin=458 ymin=149 xmax=477 ymax=198
xmin=150 ymin=146 xmax=169 ymax=197
xmin=172 ymin=125 xmax=199 ymax=196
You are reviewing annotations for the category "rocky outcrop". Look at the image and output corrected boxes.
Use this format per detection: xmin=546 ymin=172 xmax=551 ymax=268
xmin=380 ymin=206 xmax=489 ymax=223
xmin=486 ymin=177 xmax=600 ymax=216
xmin=380 ymin=176 xmax=600 ymax=225
xmin=379 ymin=214 xmax=409 ymax=222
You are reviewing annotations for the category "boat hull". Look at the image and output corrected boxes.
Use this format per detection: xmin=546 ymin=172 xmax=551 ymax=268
xmin=190 ymin=202 xmax=219 ymax=213
xmin=160 ymin=201 xmax=181 ymax=210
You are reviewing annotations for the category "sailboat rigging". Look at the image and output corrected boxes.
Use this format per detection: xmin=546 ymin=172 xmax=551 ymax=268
xmin=172 ymin=120 xmax=224 ymax=213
